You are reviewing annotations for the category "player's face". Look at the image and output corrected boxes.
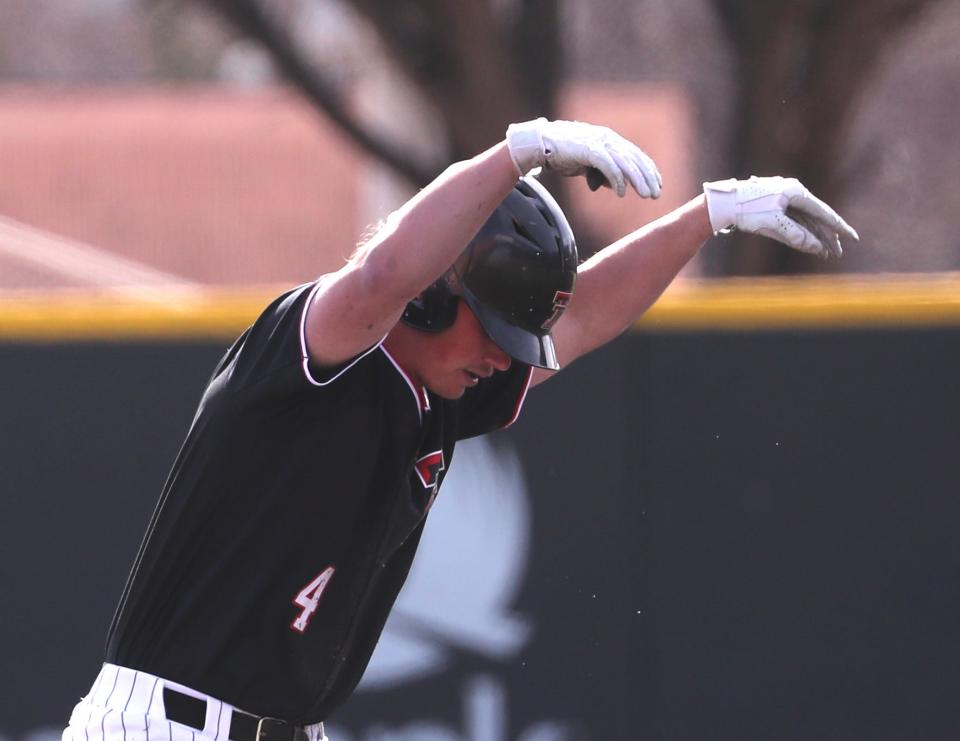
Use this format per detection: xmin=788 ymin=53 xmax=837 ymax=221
xmin=417 ymin=301 xmax=512 ymax=399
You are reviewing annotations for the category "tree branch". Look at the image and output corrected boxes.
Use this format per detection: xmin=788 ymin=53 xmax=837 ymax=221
xmin=709 ymin=0 xmax=940 ymax=274
xmin=346 ymin=0 xmax=525 ymax=159
xmin=197 ymin=0 xmax=437 ymax=186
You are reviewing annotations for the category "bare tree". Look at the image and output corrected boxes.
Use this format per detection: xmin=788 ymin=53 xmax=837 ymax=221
xmin=182 ymin=0 xmax=942 ymax=274
xmin=712 ymin=0 xmax=941 ymax=274
xmin=190 ymin=0 xmax=561 ymax=188
xmin=345 ymin=0 xmax=561 ymax=159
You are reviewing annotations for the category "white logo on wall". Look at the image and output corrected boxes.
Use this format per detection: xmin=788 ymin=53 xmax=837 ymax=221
xmin=359 ymin=435 xmax=532 ymax=690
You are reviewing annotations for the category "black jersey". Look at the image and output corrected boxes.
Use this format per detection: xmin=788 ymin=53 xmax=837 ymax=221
xmin=105 ymin=281 xmax=532 ymax=723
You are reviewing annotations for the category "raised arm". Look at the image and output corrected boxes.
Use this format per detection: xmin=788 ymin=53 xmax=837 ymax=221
xmin=303 ymin=143 xmax=518 ymax=367
xmin=304 ymin=119 xmax=661 ymax=367
xmin=537 ymin=176 xmax=859 ymax=383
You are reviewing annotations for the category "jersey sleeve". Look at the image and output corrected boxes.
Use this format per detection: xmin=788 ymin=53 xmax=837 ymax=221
xmin=454 ymin=362 xmax=534 ymax=440
xmin=212 ymin=280 xmax=381 ymax=399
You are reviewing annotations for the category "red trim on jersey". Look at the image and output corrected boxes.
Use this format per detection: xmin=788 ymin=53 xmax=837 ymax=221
xmin=502 ymin=365 xmax=534 ymax=429
xmin=379 ymin=345 xmax=430 ymax=421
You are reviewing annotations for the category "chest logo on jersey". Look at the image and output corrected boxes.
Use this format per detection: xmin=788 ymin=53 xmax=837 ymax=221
xmin=415 ymin=450 xmax=445 ymax=490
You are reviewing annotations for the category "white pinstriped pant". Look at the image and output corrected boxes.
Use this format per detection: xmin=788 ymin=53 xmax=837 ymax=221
xmin=62 ymin=664 xmax=328 ymax=741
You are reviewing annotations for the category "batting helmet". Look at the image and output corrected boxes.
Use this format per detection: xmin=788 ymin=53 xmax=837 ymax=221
xmin=402 ymin=176 xmax=577 ymax=370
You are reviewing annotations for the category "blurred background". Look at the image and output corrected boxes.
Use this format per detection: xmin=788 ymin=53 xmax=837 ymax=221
xmin=2 ymin=2 xmax=960 ymax=741
xmin=1 ymin=0 xmax=959 ymax=289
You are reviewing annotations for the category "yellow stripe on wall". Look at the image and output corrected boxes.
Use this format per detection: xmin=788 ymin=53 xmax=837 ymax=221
xmin=1 ymin=274 xmax=960 ymax=341
xmin=637 ymin=273 xmax=960 ymax=331
xmin=0 ymin=286 xmax=284 ymax=341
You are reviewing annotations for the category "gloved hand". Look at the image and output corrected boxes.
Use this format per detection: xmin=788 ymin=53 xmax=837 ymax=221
xmin=703 ymin=176 xmax=859 ymax=258
xmin=506 ymin=118 xmax=662 ymax=199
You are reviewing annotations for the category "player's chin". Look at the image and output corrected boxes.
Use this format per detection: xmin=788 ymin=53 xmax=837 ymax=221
xmin=431 ymin=382 xmax=467 ymax=401
xmin=429 ymin=372 xmax=476 ymax=400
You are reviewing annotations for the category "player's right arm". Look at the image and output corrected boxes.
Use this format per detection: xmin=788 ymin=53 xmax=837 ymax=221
xmin=303 ymin=118 xmax=662 ymax=368
xmin=303 ymin=142 xmax=519 ymax=368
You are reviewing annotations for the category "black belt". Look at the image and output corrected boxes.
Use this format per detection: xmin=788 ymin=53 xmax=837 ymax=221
xmin=163 ymin=687 xmax=309 ymax=741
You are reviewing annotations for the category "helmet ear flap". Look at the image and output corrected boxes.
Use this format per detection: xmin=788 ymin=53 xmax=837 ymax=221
xmin=401 ymin=277 xmax=459 ymax=332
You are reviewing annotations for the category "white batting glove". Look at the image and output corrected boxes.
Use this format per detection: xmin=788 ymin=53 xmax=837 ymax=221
xmin=703 ymin=176 xmax=859 ymax=258
xmin=506 ymin=118 xmax=662 ymax=199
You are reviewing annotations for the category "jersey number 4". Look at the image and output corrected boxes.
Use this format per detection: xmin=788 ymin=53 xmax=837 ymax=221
xmin=291 ymin=566 xmax=335 ymax=633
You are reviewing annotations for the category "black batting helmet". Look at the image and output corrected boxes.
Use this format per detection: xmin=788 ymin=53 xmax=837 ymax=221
xmin=401 ymin=176 xmax=577 ymax=370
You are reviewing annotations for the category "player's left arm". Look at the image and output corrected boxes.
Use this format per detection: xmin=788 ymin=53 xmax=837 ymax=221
xmin=531 ymin=176 xmax=859 ymax=386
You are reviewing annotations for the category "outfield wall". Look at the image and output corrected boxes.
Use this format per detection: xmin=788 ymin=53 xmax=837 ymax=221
xmin=2 ymin=277 xmax=959 ymax=741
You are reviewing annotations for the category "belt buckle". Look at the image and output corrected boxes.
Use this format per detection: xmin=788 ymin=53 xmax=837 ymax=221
xmin=255 ymin=717 xmax=285 ymax=741
xmin=254 ymin=717 xmax=308 ymax=741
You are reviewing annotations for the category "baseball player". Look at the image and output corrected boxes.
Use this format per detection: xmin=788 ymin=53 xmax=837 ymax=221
xmin=62 ymin=117 xmax=857 ymax=741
